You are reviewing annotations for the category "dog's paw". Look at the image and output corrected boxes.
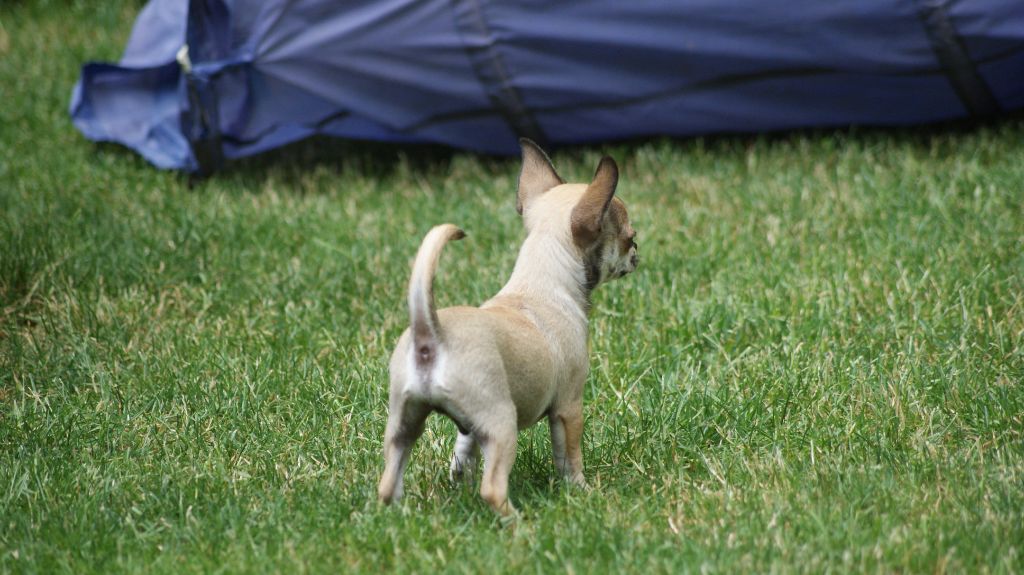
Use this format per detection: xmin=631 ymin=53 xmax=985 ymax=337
xmin=567 ymin=473 xmax=589 ymax=491
xmin=498 ymin=507 xmax=521 ymax=529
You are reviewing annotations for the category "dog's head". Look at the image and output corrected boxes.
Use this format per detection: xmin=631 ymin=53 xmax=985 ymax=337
xmin=516 ymin=139 xmax=639 ymax=290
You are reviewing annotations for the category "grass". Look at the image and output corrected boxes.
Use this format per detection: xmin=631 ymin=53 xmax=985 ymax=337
xmin=2 ymin=3 xmax=1023 ymax=573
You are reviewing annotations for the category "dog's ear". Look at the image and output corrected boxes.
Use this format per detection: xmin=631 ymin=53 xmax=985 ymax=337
xmin=517 ymin=138 xmax=563 ymax=215
xmin=571 ymin=156 xmax=618 ymax=246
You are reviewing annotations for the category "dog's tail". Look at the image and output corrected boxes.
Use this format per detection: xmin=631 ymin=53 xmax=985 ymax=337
xmin=408 ymin=224 xmax=466 ymax=361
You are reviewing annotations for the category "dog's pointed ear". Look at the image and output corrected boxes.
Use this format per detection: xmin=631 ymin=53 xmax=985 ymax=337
xmin=517 ymin=138 xmax=563 ymax=215
xmin=571 ymin=156 xmax=618 ymax=246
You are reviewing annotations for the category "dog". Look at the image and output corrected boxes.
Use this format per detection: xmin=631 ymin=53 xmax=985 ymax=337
xmin=377 ymin=139 xmax=639 ymax=515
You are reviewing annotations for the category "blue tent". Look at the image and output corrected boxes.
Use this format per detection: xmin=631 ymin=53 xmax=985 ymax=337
xmin=71 ymin=0 xmax=1024 ymax=172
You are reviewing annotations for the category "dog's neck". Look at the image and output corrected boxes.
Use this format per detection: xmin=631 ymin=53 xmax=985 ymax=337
xmin=494 ymin=231 xmax=592 ymax=328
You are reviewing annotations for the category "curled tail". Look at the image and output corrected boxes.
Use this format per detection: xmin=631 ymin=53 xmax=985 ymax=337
xmin=408 ymin=224 xmax=466 ymax=363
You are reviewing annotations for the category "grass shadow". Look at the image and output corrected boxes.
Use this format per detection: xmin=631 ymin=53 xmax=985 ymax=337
xmin=224 ymin=111 xmax=1020 ymax=180
xmin=81 ymin=111 xmax=1024 ymax=200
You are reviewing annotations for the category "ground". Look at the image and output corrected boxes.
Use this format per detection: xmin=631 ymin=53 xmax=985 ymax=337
xmin=1 ymin=3 xmax=1022 ymax=573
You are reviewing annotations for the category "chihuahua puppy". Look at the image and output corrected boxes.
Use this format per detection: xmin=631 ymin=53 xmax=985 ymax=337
xmin=377 ymin=139 xmax=638 ymax=515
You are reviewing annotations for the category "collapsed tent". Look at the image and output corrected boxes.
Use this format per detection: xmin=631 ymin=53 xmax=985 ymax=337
xmin=71 ymin=0 xmax=1024 ymax=173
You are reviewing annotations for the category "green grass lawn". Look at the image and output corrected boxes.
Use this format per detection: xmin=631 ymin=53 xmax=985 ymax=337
xmin=2 ymin=3 xmax=1023 ymax=573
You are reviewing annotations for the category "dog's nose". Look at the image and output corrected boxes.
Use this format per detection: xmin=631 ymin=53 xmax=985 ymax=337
xmin=631 ymin=253 xmax=639 ymax=269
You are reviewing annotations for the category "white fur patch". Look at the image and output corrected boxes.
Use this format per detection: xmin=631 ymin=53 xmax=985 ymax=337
xmin=404 ymin=345 xmax=448 ymax=398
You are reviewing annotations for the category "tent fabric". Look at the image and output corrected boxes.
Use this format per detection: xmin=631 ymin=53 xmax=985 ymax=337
xmin=71 ymin=0 xmax=1024 ymax=172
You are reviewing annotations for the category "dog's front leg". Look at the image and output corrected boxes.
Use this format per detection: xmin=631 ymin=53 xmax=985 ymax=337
xmin=549 ymin=412 xmax=570 ymax=478
xmin=449 ymin=430 xmax=479 ymax=482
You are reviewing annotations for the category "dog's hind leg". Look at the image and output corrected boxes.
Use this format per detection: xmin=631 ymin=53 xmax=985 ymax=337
xmin=476 ymin=405 xmax=518 ymax=516
xmin=377 ymin=398 xmax=431 ymax=505
xmin=449 ymin=430 xmax=479 ymax=483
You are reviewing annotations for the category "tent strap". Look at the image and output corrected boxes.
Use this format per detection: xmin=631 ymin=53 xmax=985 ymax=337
xmin=918 ymin=0 xmax=1001 ymax=118
xmin=450 ymin=0 xmax=548 ymax=146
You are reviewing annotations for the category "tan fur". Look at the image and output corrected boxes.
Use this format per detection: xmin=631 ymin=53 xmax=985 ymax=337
xmin=377 ymin=139 xmax=639 ymax=516
xmin=408 ymin=223 xmax=466 ymax=355
xmin=517 ymin=139 xmax=564 ymax=215
xmin=571 ymin=157 xmax=618 ymax=247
